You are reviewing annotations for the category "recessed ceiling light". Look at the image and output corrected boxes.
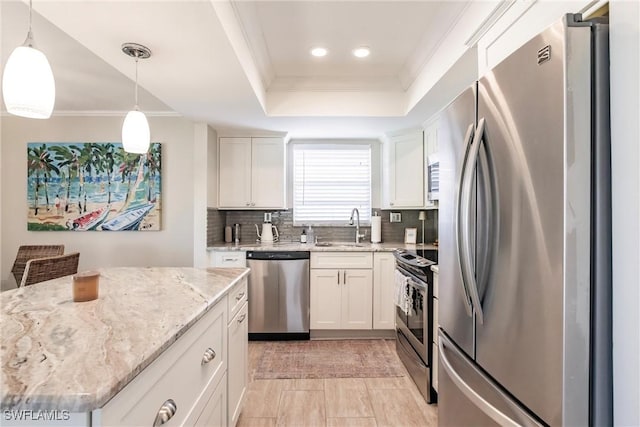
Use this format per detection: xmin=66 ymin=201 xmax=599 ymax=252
xmin=311 ymin=47 xmax=328 ymax=57
xmin=352 ymin=47 xmax=370 ymax=58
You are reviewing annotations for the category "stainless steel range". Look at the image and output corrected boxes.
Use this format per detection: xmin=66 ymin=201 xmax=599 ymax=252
xmin=394 ymin=249 xmax=436 ymax=403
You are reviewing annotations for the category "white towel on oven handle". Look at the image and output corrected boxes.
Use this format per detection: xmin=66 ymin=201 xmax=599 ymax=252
xmin=394 ymin=270 xmax=412 ymax=315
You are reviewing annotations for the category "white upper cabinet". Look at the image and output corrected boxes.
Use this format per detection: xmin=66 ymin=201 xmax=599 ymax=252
xmin=218 ymin=137 xmax=285 ymax=209
xmin=382 ymin=130 xmax=425 ymax=208
xmin=475 ymin=0 xmax=598 ymax=74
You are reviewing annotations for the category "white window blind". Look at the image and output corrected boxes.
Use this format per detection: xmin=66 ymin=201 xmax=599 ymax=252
xmin=293 ymin=144 xmax=371 ymax=225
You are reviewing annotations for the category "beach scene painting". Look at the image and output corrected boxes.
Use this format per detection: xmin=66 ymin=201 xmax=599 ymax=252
xmin=27 ymin=142 xmax=161 ymax=231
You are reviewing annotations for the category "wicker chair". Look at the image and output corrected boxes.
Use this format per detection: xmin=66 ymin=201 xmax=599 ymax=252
xmin=20 ymin=252 xmax=80 ymax=287
xmin=11 ymin=245 xmax=65 ymax=285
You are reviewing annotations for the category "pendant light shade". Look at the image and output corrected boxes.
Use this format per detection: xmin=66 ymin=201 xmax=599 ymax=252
xmin=122 ymin=109 xmax=150 ymax=154
xmin=2 ymin=1 xmax=55 ymax=119
xmin=121 ymin=43 xmax=151 ymax=154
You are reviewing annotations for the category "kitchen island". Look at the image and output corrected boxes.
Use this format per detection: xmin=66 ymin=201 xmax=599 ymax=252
xmin=1 ymin=267 xmax=249 ymax=426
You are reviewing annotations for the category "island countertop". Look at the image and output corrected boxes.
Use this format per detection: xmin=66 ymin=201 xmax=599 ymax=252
xmin=0 ymin=267 xmax=249 ymax=413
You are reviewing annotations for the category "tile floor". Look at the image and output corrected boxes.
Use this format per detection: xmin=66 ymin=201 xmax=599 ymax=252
xmin=238 ymin=340 xmax=438 ymax=427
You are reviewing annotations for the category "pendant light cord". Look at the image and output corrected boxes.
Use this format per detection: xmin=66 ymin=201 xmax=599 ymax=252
xmin=25 ymin=0 xmax=34 ymax=47
xmin=134 ymin=54 xmax=139 ymax=110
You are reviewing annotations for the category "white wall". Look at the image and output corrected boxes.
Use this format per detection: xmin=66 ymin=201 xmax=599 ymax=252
xmin=193 ymin=123 xmax=217 ymax=268
xmin=610 ymin=1 xmax=640 ymax=425
xmin=1 ymin=115 xmax=198 ymax=290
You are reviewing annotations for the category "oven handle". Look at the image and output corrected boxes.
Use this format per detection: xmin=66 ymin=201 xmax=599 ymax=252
xmin=395 ymin=266 xmax=427 ymax=291
xmin=455 ymin=123 xmax=475 ymax=317
xmin=397 ymin=328 xmax=427 ymax=369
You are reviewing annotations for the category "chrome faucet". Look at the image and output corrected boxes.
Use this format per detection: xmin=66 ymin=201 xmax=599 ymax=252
xmin=349 ymin=208 xmax=365 ymax=244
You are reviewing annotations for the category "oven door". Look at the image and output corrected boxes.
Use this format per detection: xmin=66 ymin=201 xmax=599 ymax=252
xmin=395 ymin=267 xmax=428 ymax=361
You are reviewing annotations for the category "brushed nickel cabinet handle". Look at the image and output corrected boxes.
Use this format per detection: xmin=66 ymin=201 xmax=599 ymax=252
xmin=201 ymin=348 xmax=216 ymax=365
xmin=337 ymin=271 xmax=340 ymax=285
xmin=238 ymin=313 xmax=247 ymax=323
xmin=235 ymin=292 xmax=245 ymax=301
xmin=343 ymin=270 xmax=347 ymax=284
xmin=152 ymin=399 xmax=177 ymax=427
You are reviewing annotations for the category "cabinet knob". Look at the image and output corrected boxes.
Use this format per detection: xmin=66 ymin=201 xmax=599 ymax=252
xmin=245 ymin=202 xmax=250 ymax=206
xmin=152 ymin=399 xmax=177 ymax=427
xmin=390 ymin=202 xmax=394 ymax=206
xmin=251 ymin=202 xmax=256 ymax=207
xmin=235 ymin=292 xmax=245 ymax=301
xmin=201 ymin=348 xmax=216 ymax=365
xmin=237 ymin=313 xmax=247 ymax=323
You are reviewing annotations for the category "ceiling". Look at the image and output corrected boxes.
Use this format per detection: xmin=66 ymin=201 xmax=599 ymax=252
xmin=0 ymin=1 xmax=500 ymax=138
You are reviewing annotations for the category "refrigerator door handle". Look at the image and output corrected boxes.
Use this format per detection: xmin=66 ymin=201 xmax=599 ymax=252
xmin=461 ymin=117 xmax=487 ymax=324
xmin=439 ymin=332 xmax=540 ymax=427
xmin=455 ymin=122 xmax=475 ymax=317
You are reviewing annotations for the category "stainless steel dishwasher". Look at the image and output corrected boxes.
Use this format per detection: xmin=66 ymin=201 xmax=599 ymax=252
xmin=246 ymin=251 xmax=310 ymax=340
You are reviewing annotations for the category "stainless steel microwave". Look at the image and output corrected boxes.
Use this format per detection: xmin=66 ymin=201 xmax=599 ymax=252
xmin=427 ymin=154 xmax=439 ymax=201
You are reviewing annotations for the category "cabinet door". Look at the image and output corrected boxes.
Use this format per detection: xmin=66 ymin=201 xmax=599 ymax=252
xmin=372 ymin=253 xmax=395 ymax=330
xmin=250 ymin=137 xmax=285 ymax=208
xmin=228 ymin=304 xmax=248 ymax=426
xmin=342 ymin=269 xmax=373 ymax=329
xmin=194 ymin=373 xmax=227 ymax=427
xmin=310 ymin=269 xmax=341 ymax=329
xmin=386 ymin=131 xmax=424 ymax=208
xmin=219 ymin=138 xmax=252 ymax=208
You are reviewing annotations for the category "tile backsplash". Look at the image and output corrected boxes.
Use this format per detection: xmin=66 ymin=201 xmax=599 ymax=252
xmin=207 ymin=208 xmax=437 ymax=246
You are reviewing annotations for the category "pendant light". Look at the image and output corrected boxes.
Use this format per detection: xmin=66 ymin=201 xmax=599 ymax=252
xmin=121 ymin=43 xmax=151 ymax=154
xmin=2 ymin=0 xmax=55 ymax=119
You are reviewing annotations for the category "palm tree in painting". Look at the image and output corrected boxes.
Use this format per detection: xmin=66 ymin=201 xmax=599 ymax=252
xmin=27 ymin=144 xmax=60 ymax=215
xmin=145 ymin=144 xmax=161 ymax=202
xmin=77 ymin=143 xmax=100 ymax=213
xmin=114 ymin=148 xmax=139 ymax=207
xmin=51 ymin=145 xmax=80 ymax=212
xmin=95 ymin=143 xmax=116 ymax=204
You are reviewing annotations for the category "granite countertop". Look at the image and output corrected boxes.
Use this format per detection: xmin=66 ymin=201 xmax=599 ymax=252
xmin=0 ymin=267 xmax=249 ymax=412
xmin=207 ymin=242 xmax=439 ymax=252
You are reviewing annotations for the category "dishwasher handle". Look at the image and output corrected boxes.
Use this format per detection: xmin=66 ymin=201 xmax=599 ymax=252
xmin=247 ymin=251 xmax=310 ymax=260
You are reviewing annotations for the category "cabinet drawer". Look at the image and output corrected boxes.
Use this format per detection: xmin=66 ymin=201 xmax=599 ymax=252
xmin=311 ymin=252 xmax=373 ymax=269
xmin=212 ymin=251 xmax=246 ymax=268
xmin=228 ymin=277 xmax=248 ymax=322
xmin=97 ymin=301 xmax=227 ymax=426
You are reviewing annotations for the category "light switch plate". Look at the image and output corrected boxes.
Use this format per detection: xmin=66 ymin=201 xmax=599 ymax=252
xmin=390 ymin=212 xmax=402 ymax=223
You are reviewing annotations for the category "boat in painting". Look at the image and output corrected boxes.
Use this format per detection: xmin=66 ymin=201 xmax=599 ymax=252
xmin=66 ymin=205 xmax=110 ymax=231
xmin=100 ymin=203 xmax=155 ymax=231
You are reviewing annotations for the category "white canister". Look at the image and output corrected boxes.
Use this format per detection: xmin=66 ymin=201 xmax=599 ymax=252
xmin=371 ymin=213 xmax=382 ymax=243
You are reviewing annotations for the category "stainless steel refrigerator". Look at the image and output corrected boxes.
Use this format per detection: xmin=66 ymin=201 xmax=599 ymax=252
xmin=437 ymin=14 xmax=611 ymax=426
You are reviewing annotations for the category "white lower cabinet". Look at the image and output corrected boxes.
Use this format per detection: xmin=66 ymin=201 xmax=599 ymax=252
xmin=372 ymin=252 xmax=395 ymax=330
xmin=310 ymin=253 xmax=373 ymax=330
xmin=194 ymin=373 xmax=227 ymax=427
xmin=228 ymin=301 xmax=248 ymax=426
xmin=209 ymin=251 xmax=246 ymax=268
xmin=93 ymin=278 xmax=250 ymax=427
xmin=96 ymin=300 xmax=227 ymax=426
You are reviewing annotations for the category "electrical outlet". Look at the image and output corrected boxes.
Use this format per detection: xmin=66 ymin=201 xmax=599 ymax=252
xmin=390 ymin=212 xmax=402 ymax=223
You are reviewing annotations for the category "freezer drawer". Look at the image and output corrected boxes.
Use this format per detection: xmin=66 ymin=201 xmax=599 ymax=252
xmin=438 ymin=330 xmax=543 ymax=427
